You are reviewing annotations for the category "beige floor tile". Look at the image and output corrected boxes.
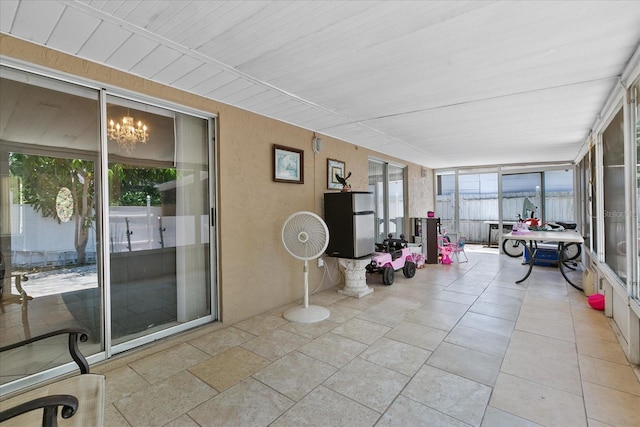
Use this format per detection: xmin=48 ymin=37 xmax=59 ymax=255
xmin=333 ymin=291 xmax=387 ymax=311
xmin=240 ymin=328 xmax=310 ymax=360
xmin=406 ymin=307 xmax=463 ymax=331
xmin=501 ymin=347 xmax=582 ymax=395
xmin=186 ymin=326 xmax=256 ymax=357
xmin=128 ymin=342 xmax=211 ymax=384
xmin=579 ymin=354 xmax=640 ymax=396
xmin=103 ymin=365 xmax=149 ymax=404
xmin=475 ymin=292 xmax=524 ymax=308
xmin=114 ymin=371 xmax=216 ymax=427
xmin=482 ymin=286 xmax=527 ymax=300
xmin=356 ymin=296 xmax=423 ymax=327
xmin=359 ymin=336 xmax=431 ymax=376
xmin=163 ymin=414 xmax=199 ymax=426
xmin=189 ymin=378 xmax=293 ymax=427
xmin=490 ymin=373 xmax=587 ymax=427
xmin=586 ymin=419 xmax=615 ymax=427
xmin=377 ymin=395 xmax=469 ymax=426
xmin=417 ymin=298 xmax=471 ymax=316
xmin=445 ymin=324 xmax=510 ymax=357
xmin=103 ymin=402 xmax=131 ymax=427
xmin=508 ymin=330 xmax=578 ymax=366
xmin=583 ymin=380 xmax=640 ymax=427
xmin=518 ymin=304 xmax=574 ymax=326
xmin=433 ymin=289 xmax=479 ymax=305
xmin=576 ymin=338 xmax=630 ymax=366
xmin=469 ymin=300 xmax=521 ymax=321
xmin=325 ymin=302 xmax=362 ymax=323
xmin=233 ymin=313 xmax=289 ymax=335
xmin=402 ymin=365 xmax=492 ymax=426
xmin=385 ymin=320 xmax=448 ymax=351
xmin=521 ymin=296 xmax=571 ymax=313
xmin=188 ymin=346 xmax=270 ymax=391
xmin=252 ymin=351 xmax=336 ymax=401
xmin=515 ymin=314 xmax=576 ymax=342
xmin=298 ymin=332 xmax=368 ymax=368
xmin=459 ymin=311 xmax=516 ymax=337
xmin=427 ymin=341 xmax=502 ymax=387
xmin=481 ymin=406 xmax=543 ymax=426
xmin=444 ymin=283 xmax=487 ymax=296
xmin=278 ymin=317 xmax=339 ymax=338
xmin=271 ymin=386 xmax=379 ymax=427
xmin=331 ymin=317 xmax=391 ymax=345
xmin=324 ymin=357 xmax=409 ymax=413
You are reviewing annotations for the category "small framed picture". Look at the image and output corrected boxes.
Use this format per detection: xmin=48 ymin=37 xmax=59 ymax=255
xmin=273 ymin=144 xmax=304 ymax=184
xmin=327 ymin=158 xmax=346 ymax=190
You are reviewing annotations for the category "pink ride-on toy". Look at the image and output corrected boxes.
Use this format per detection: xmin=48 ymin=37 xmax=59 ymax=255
xmin=366 ymin=234 xmax=417 ymax=286
xmin=440 ymin=245 xmax=453 ymax=264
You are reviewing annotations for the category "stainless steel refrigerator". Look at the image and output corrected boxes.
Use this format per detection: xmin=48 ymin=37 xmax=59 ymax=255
xmin=324 ymin=192 xmax=375 ymax=258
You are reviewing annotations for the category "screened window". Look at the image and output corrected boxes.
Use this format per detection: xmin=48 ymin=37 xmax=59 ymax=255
xmin=602 ymin=108 xmax=626 ymax=280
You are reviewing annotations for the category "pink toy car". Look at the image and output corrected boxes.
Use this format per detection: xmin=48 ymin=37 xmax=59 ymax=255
xmin=366 ymin=234 xmax=417 ymax=285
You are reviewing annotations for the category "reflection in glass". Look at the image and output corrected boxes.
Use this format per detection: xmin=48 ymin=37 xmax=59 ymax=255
xmin=0 ymin=71 xmax=101 ymax=384
xmin=107 ymin=98 xmax=211 ymax=345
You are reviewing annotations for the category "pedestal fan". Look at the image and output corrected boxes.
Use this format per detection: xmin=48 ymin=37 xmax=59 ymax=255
xmin=281 ymin=211 xmax=331 ymax=323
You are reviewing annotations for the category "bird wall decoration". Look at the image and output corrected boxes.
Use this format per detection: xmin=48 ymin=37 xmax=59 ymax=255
xmin=335 ymin=171 xmax=352 ymax=191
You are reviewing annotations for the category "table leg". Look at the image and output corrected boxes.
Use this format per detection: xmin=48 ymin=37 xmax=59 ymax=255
xmin=515 ymin=241 xmax=535 ymax=284
xmin=558 ymin=243 xmax=583 ymax=291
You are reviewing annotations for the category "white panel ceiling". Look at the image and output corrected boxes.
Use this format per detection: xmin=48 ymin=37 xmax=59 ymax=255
xmin=1 ymin=0 xmax=639 ymax=169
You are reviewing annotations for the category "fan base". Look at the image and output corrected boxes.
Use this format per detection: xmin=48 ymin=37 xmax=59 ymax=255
xmin=283 ymin=305 xmax=330 ymax=323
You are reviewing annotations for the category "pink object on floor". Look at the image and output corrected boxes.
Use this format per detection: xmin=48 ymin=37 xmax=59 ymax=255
xmin=588 ymin=293 xmax=605 ymax=311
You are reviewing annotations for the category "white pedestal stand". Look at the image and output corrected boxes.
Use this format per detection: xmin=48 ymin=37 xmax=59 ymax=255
xmin=337 ymin=257 xmax=374 ymax=298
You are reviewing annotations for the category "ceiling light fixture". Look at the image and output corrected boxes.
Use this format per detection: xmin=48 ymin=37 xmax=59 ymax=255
xmin=108 ymin=113 xmax=148 ymax=153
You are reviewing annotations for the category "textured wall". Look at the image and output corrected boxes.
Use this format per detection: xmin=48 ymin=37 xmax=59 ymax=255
xmin=1 ymin=34 xmax=433 ymax=324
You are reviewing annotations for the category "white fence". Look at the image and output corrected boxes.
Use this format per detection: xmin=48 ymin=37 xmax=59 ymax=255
xmin=8 ymin=204 xmax=186 ymax=267
xmin=436 ymin=192 xmax=574 ymax=243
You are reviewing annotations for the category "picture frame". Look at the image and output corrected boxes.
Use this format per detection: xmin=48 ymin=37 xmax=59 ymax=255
xmin=273 ymin=144 xmax=304 ymax=184
xmin=327 ymin=158 xmax=346 ymax=190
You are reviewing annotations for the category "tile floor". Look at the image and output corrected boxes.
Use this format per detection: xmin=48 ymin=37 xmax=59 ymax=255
xmin=89 ymin=247 xmax=638 ymax=426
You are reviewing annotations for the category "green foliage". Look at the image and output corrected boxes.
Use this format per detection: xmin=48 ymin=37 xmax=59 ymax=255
xmin=109 ymin=165 xmax=176 ymax=206
xmin=9 ymin=153 xmax=94 ymax=224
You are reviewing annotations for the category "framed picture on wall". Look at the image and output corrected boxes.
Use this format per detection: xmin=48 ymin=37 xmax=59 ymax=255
xmin=327 ymin=158 xmax=346 ymax=190
xmin=273 ymin=144 xmax=304 ymax=183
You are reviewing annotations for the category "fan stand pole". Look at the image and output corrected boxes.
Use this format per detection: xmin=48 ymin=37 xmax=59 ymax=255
xmin=283 ymin=259 xmax=330 ymax=324
xmin=303 ymin=260 xmax=309 ymax=309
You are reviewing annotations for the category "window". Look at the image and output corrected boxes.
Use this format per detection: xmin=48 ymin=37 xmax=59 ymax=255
xmin=602 ymin=108 xmax=626 ymax=280
xmin=635 ymin=82 xmax=640 ymax=301
xmin=368 ymin=160 xmax=406 ymax=242
xmin=458 ymin=173 xmax=498 ymax=243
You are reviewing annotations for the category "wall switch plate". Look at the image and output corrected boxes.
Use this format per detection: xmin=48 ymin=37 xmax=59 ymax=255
xmin=317 ymin=258 xmax=324 ymax=267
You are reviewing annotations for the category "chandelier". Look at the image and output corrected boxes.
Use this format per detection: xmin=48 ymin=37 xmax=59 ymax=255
xmin=108 ymin=114 xmax=149 ymax=152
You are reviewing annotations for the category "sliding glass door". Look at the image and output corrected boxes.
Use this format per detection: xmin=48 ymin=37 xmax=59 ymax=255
xmin=0 ymin=65 xmax=216 ymax=390
xmin=106 ymin=96 xmax=212 ymax=345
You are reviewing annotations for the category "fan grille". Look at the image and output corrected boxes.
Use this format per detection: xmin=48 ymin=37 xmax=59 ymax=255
xmin=282 ymin=212 xmax=329 ymax=260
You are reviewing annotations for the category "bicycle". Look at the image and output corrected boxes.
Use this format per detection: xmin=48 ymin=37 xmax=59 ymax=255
xmin=502 ymin=216 xmax=582 ymax=262
xmin=501 ymin=213 xmax=536 ymax=258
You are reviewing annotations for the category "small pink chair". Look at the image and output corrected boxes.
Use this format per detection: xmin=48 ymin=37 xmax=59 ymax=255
xmin=450 ymin=237 xmax=468 ymax=263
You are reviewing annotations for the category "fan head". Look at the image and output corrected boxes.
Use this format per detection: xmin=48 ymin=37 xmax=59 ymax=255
xmin=282 ymin=211 xmax=329 ymax=260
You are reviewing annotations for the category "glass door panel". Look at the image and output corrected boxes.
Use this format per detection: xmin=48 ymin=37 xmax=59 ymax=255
xmin=388 ymin=165 xmax=405 ymax=238
xmin=0 ymin=70 xmax=102 ymax=383
xmin=501 ymin=173 xmax=542 ymax=223
xmin=436 ymin=173 xmax=456 ymax=238
xmin=459 ymin=173 xmax=498 ymax=244
xmin=106 ymin=97 xmax=211 ymax=345
xmin=368 ymin=160 xmax=386 ymax=243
